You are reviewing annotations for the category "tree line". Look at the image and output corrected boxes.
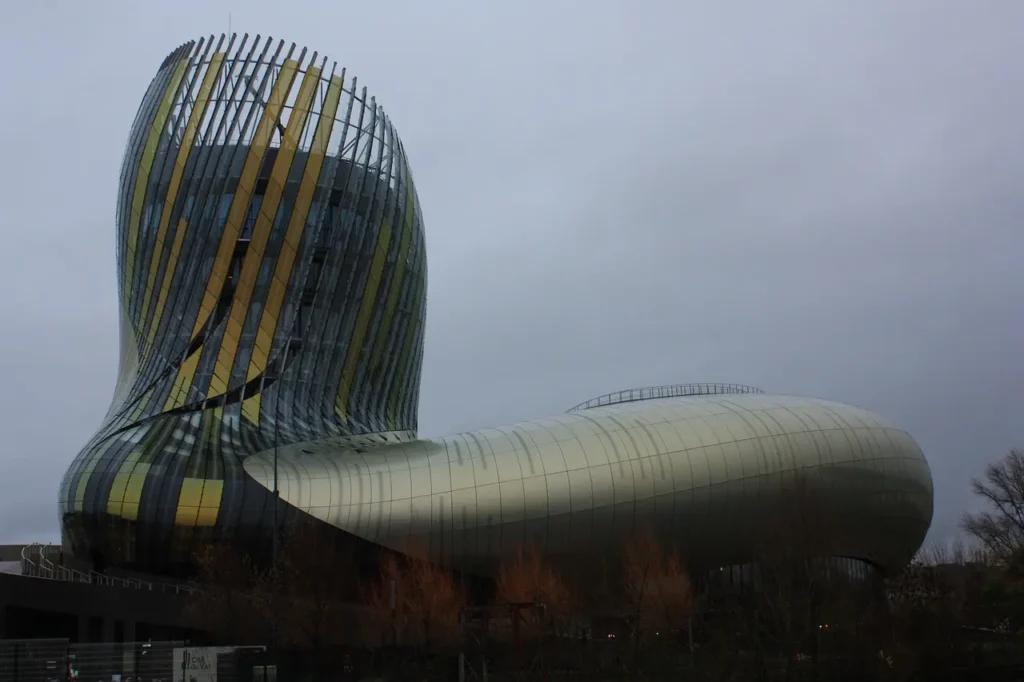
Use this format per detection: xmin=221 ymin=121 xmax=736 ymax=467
xmin=184 ymin=449 xmax=1024 ymax=681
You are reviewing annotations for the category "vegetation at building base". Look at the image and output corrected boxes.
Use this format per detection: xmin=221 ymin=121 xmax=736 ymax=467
xmin=182 ymin=449 xmax=1024 ymax=681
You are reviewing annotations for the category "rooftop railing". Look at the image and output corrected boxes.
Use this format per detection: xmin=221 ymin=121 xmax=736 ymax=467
xmin=19 ymin=543 xmax=196 ymax=595
xmin=566 ymin=383 xmax=766 ymax=413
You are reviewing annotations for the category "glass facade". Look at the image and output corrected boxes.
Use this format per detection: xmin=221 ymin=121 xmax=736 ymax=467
xmin=59 ymin=34 xmax=427 ymax=572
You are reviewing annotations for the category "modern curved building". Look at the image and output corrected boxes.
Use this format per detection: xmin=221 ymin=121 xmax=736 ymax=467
xmin=60 ymin=34 xmax=427 ymax=572
xmin=60 ymin=34 xmax=933 ymax=579
xmin=244 ymin=385 xmax=933 ymax=578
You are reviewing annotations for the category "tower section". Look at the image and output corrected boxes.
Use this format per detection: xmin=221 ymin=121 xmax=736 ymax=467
xmin=59 ymin=35 xmax=427 ymax=572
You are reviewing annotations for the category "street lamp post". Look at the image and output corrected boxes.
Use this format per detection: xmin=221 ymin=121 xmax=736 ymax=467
xmin=270 ymin=343 xmax=283 ymax=571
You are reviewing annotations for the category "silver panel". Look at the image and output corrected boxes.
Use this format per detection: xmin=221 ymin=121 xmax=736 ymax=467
xmin=244 ymin=393 xmax=934 ymax=574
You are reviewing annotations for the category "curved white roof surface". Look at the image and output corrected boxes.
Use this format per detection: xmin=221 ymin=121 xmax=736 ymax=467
xmin=244 ymin=393 xmax=933 ymax=574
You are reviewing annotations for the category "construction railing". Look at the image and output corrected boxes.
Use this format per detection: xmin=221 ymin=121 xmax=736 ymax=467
xmin=18 ymin=544 xmax=196 ymax=596
xmin=566 ymin=382 xmax=766 ymax=413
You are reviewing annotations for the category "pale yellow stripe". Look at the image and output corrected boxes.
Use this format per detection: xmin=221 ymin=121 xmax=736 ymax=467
xmin=163 ymin=350 xmax=201 ymax=411
xmin=190 ymin=58 xmax=301 ymax=340
xmin=124 ymin=59 xmax=190 ymax=311
xmin=110 ymin=300 xmax=141 ymax=412
xmin=208 ymin=62 xmax=315 ymax=396
xmin=241 ymin=392 xmax=262 ymax=425
xmin=247 ymin=72 xmax=343 ymax=381
xmin=386 ymin=249 xmax=425 ymax=428
xmin=175 ymin=477 xmax=204 ymax=526
xmin=131 ymin=387 xmax=155 ymax=420
xmin=141 ymin=53 xmax=227 ymax=353
xmin=168 ymin=59 xmax=300 ymax=404
xmin=119 ymin=462 xmax=152 ymax=521
xmin=368 ymin=181 xmax=415 ymax=371
xmin=72 ymin=391 xmax=150 ymax=510
xmin=73 ymin=445 xmax=108 ymax=513
xmin=196 ymin=479 xmax=224 ymax=527
xmin=144 ymin=217 xmax=188 ymax=350
xmin=335 ymin=220 xmax=394 ymax=419
xmin=106 ymin=449 xmax=143 ymax=516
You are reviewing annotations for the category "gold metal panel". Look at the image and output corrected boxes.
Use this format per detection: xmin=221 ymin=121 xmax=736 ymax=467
xmin=175 ymin=477 xmax=204 ymax=526
xmin=241 ymin=392 xmax=262 ymax=425
xmin=191 ymin=58 xmax=300 ymax=341
xmin=106 ymin=449 xmax=143 ymax=516
xmin=163 ymin=349 xmax=200 ymax=410
xmin=120 ymin=462 xmax=152 ymax=521
xmin=208 ymin=63 xmax=317 ymax=396
xmin=73 ymin=445 xmax=106 ymax=513
xmin=124 ymin=58 xmax=189 ymax=310
xmin=247 ymin=72 xmax=342 ymax=380
xmin=141 ymin=53 xmax=227 ymax=352
xmin=385 ymin=262 xmax=423 ymax=427
xmin=367 ymin=177 xmax=415 ymax=372
xmin=334 ymin=219 xmax=394 ymax=419
xmin=196 ymin=479 xmax=224 ymax=527
xmin=145 ymin=217 xmax=189 ymax=349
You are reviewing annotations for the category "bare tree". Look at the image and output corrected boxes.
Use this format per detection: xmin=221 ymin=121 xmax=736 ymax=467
xmin=364 ymin=553 xmax=404 ymax=649
xmin=186 ymin=541 xmax=267 ymax=643
xmin=622 ymin=526 xmax=694 ymax=665
xmin=272 ymin=521 xmax=356 ymax=653
xmin=496 ymin=543 xmax=571 ymax=633
xmin=362 ymin=551 xmax=466 ymax=653
xmin=962 ymin=448 xmax=1024 ymax=559
xmin=730 ymin=475 xmax=836 ymax=679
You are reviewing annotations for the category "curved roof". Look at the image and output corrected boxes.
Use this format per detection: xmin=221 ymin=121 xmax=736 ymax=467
xmin=245 ymin=392 xmax=933 ymax=575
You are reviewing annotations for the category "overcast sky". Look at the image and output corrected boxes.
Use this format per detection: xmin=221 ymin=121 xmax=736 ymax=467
xmin=0 ymin=1 xmax=1020 ymax=548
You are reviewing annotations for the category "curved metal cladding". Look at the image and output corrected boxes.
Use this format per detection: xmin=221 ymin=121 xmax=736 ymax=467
xmin=244 ymin=394 xmax=934 ymax=576
xmin=59 ymin=34 xmax=427 ymax=572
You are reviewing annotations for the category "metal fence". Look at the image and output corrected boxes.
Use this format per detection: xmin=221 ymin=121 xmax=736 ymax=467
xmin=0 ymin=641 xmax=272 ymax=682
xmin=19 ymin=546 xmax=195 ymax=596
xmin=0 ymin=640 xmax=183 ymax=682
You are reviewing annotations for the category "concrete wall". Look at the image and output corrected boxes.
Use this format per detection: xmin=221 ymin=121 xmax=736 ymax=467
xmin=0 ymin=572 xmax=194 ymax=643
